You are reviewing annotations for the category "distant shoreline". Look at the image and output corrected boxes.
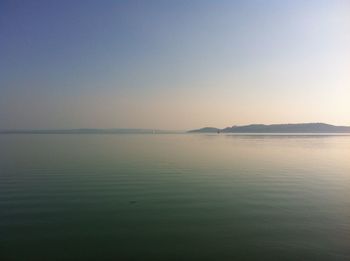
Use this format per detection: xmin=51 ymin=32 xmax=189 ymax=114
xmin=188 ymin=123 xmax=350 ymax=134
xmin=1 ymin=123 xmax=350 ymax=135
xmin=0 ymin=129 xmax=184 ymax=135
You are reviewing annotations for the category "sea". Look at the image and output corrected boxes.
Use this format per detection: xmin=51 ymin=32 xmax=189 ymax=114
xmin=1 ymin=134 xmax=349 ymax=260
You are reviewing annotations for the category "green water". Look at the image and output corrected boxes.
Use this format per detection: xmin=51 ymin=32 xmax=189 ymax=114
xmin=1 ymin=134 xmax=350 ymax=260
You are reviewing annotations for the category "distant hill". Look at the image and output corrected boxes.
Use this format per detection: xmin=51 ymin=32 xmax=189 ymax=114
xmin=0 ymin=128 xmax=180 ymax=134
xmin=189 ymin=123 xmax=350 ymax=133
xmin=188 ymin=127 xmax=220 ymax=133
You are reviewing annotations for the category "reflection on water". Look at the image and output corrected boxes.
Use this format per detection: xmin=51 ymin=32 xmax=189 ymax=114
xmin=1 ymin=134 xmax=350 ymax=260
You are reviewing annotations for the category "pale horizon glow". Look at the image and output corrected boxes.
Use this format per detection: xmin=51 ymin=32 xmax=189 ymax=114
xmin=1 ymin=0 xmax=349 ymax=130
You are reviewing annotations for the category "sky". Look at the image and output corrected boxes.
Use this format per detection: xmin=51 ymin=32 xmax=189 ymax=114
xmin=1 ymin=0 xmax=349 ymax=130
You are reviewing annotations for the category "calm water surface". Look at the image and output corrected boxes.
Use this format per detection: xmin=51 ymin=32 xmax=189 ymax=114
xmin=1 ymin=134 xmax=350 ymax=260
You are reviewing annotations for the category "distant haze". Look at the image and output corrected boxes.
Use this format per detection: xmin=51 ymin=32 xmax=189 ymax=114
xmin=1 ymin=0 xmax=349 ymax=129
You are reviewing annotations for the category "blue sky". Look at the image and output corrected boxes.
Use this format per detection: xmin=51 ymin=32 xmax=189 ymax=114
xmin=1 ymin=0 xmax=349 ymax=129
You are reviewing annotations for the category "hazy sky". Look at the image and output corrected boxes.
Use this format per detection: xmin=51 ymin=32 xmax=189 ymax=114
xmin=1 ymin=0 xmax=349 ymax=130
